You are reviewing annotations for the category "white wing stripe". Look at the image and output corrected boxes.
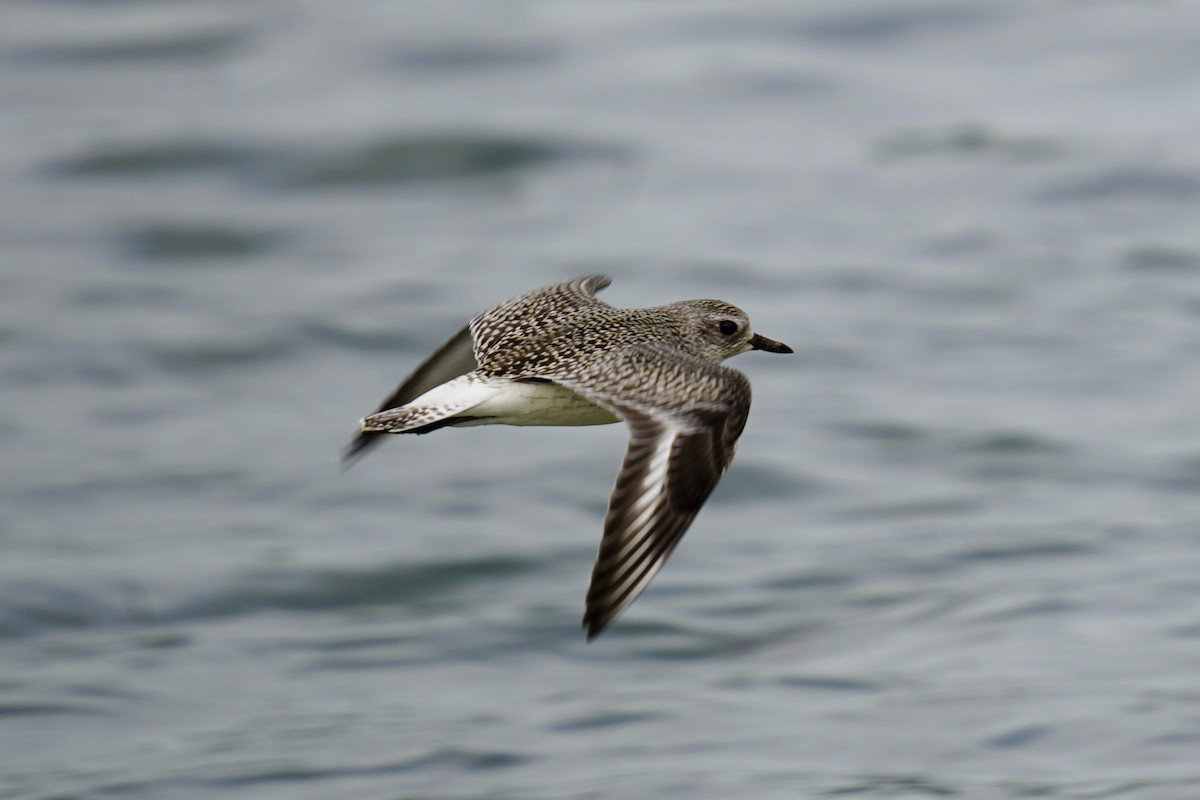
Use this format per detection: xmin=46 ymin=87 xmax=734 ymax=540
xmin=556 ymin=344 xmax=753 ymax=639
xmin=604 ymin=428 xmax=676 ymax=562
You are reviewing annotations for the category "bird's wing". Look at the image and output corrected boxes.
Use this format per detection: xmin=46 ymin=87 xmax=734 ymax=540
xmin=344 ymin=275 xmax=611 ymax=465
xmin=548 ymin=344 xmax=751 ymax=639
xmin=342 ymin=323 xmax=477 ymax=465
xmin=469 ymin=274 xmax=611 ymax=365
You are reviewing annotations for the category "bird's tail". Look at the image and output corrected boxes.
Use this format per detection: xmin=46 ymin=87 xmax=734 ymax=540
xmin=357 ymin=375 xmax=495 ymax=435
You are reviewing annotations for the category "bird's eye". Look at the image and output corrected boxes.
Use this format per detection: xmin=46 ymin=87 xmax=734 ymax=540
xmin=717 ymin=320 xmax=738 ymax=336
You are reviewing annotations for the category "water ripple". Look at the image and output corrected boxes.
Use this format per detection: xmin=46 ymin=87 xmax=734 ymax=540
xmin=386 ymin=40 xmax=562 ymax=73
xmin=121 ymin=221 xmax=285 ymax=263
xmin=144 ymin=336 xmax=298 ymax=374
xmin=877 ymin=123 xmax=1066 ymax=163
xmin=549 ymin=709 xmax=662 ymax=732
xmin=271 ymin=133 xmax=615 ymax=189
xmin=48 ymin=132 xmax=628 ymax=190
xmin=195 ymin=555 xmax=541 ymax=617
xmin=0 ymin=555 xmax=541 ymax=639
xmin=1036 ymin=167 xmax=1200 ymax=204
xmin=1122 ymin=245 xmax=1200 ymax=274
xmin=17 ymin=26 xmax=250 ymax=64
xmin=49 ymin=141 xmax=258 ymax=178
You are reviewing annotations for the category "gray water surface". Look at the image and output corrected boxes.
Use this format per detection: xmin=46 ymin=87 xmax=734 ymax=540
xmin=3 ymin=2 xmax=1200 ymax=798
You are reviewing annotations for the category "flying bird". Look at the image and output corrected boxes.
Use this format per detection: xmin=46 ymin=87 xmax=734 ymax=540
xmin=345 ymin=275 xmax=791 ymax=639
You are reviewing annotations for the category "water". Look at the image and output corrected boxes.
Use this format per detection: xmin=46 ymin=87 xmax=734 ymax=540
xmin=3 ymin=1 xmax=1200 ymax=797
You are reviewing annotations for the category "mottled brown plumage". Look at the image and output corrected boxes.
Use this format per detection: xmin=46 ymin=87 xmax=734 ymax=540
xmin=346 ymin=275 xmax=792 ymax=639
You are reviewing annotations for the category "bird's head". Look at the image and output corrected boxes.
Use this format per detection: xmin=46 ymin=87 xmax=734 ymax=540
xmin=671 ymin=299 xmax=793 ymax=362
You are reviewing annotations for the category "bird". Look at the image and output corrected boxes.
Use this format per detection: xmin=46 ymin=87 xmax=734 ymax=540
xmin=344 ymin=275 xmax=792 ymax=639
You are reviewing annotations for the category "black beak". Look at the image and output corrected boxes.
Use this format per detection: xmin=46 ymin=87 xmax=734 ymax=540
xmin=749 ymin=333 xmax=793 ymax=354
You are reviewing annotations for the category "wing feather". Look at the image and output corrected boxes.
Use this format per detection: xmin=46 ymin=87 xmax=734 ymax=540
xmin=342 ymin=323 xmax=477 ymax=464
xmin=544 ymin=345 xmax=751 ymax=639
xmin=469 ymin=275 xmax=611 ymax=364
xmin=344 ymin=275 xmax=611 ymax=465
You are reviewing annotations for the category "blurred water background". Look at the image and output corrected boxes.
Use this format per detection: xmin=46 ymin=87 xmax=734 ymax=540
xmin=3 ymin=1 xmax=1200 ymax=798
